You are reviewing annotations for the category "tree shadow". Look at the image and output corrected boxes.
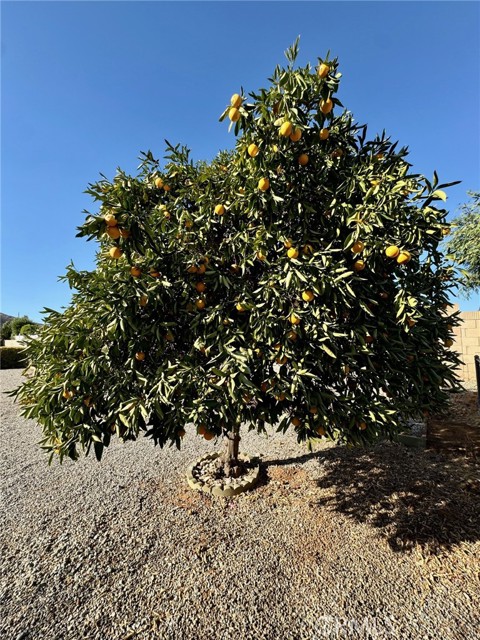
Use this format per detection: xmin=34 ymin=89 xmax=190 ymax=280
xmin=267 ymin=443 xmax=480 ymax=554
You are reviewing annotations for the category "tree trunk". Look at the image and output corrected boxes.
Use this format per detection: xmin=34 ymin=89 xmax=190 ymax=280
xmin=220 ymin=427 xmax=242 ymax=478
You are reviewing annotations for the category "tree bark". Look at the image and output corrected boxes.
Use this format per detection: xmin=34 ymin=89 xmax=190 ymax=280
xmin=221 ymin=427 xmax=241 ymax=478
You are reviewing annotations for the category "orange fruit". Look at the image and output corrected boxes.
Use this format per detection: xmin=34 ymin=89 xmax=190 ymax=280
xmin=407 ymin=318 xmax=416 ymax=328
xmin=236 ymin=302 xmax=247 ymax=312
xmin=229 ymin=107 xmax=241 ymax=122
xmin=106 ymin=226 xmax=121 ymax=239
xmin=130 ymin=266 xmax=141 ymax=277
xmin=119 ymin=228 xmax=130 ymax=238
xmin=289 ymin=128 xmax=302 ymax=142
xmin=139 ymin=295 xmax=148 ymax=307
xmin=302 ymin=290 xmax=314 ymax=302
xmin=187 ymin=265 xmax=198 ymax=274
xmin=195 ymin=298 xmax=206 ymax=310
xmin=203 ymin=430 xmax=214 ymax=441
xmin=316 ymin=426 xmax=326 ymax=437
xmin=319 ymin=128 xmax=330 ymax=140
xmin=291 ymin=416 xmax=301 ymax=427
xmin=288 ymin=330 xmax=298 ymax=341
xmin=104 ymin=214 xmax=118 ymax=227
xmin=258 ymin=177 xmax=270 ymax=191
xmin=230 ymin=93 xmax=242 ymax=108
xmin=197 ymin=425 xmax=206 ymax=436
xmin=135 ymin=351 xmax=145 ymax=361
xmin=248 ymin=143 xmax=260 ymax=157
xmin=290 ymin=313 xmax=301 ymax=325
xmin=358 ymin=421 xmax=367 ymax=431
xmin=284 ymin=238 xmax=293 ymax=248
xmin=163 ymin=184 xmax=171 ymax=192
xmin=150 ymin=270 xmax=160 ymax=278
xmin=287 ymin=247 xmax=299 ymax=259
xmin=214 ymin=204 xmax=225 ymax=216
xmin=309 ymin=406 xmax=318 ymax=415
xmin=256 ymin=251 xmax=266 ymax=261
xmin=177 ymin=428 xmax=186 ymax=439
xmin=385 ymin=245 xmax=400 ymax=258
xmin=351 ymin=241 xmax=364 ymax=253
xmin=109 ymin=247 xmax=122 ymax=259
xmin=276 ymin=356 xmax=288 ymax=366
xmin=331 ymin=148 xmax=344 ymax=159
xmin=320 ymin=98 xmax=333 ymax=114
xmin=353 ymin=260 xmax=365 ymax=271
xmin=397 ymin=251 xmax=411 ymax=265
xmin=318 ymin=63 xmax=330 ymax=78
xmin=303 ymin=244 xmax=314 ymax=255
xmin=195 ymin=282 xmax=206 ymax=293
xmin=275 ymin=393 xmax=286 ymax=402
xmin=279 ymin=121 xmax=293 ymax=137
xmin=154 ymin=177 xmax=164 ymax=188
xmin=298 ymin=153 xmax=309 ymax=166
xmin=197 ymin=264 xmax=206 ymax=275
xmin=445 ymin=339 xmax=454 ymax=348
xmin=62 ymin=389 xmax=74 ymax=399
xmin=184 ymin=219 xmax=193 ymax=229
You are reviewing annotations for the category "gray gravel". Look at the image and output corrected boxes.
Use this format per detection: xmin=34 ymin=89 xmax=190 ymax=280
xmin=1 ymin=369 xmax=479 ymax=640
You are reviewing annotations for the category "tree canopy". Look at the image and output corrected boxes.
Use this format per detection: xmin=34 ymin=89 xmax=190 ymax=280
xmin=15 ymin=43 xmax=463 ymax=465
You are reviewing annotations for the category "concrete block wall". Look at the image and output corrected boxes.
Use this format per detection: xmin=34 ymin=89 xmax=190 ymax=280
xmin=449 ymin=305 xmax=480 ymax=383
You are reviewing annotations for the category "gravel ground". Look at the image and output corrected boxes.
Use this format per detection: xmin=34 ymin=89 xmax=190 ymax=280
xmin=1 ymin=369 xmax=479 ymax=640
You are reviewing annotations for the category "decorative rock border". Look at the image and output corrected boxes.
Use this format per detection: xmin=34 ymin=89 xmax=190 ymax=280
xmin=186 ymin=452 xmax=261 ymax=497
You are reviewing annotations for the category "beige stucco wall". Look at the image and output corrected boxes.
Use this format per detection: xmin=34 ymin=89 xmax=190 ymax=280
xmin=449 ymin=304 xmax=480 ymax=383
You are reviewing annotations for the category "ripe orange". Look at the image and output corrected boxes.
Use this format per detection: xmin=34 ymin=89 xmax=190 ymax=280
xmin=318 ymin=63 xmax=330 ymax=78
xmin=309 ymin=406 xmax=318 ymax=415
xmin=353 ymin=260 xmax=365 ymax=271
xmin=279 ymin=121 xmax=293 ymax=137
xmin=276 ymin=356 xmax=288 ymax=366
xmin=320 ymin=98 xmax=333 ymax=114
xmin=187 ymin=265 xmax=198 ymax=274
xmin=150 ymin=270 xmax=160 ymax=278
xmin=197 ymin=264 xmax=207 ymax=275
xmin=298 ymin=154 xmax=309 ymax=166
xmin=135 ymin=351 xmax=145 ymax=361
xmin=290 ymin=312 xmax=301 ymax=325
xmin=248 ymin=143 xmax=260 ymax=157
xmin=287 ymin=247 xmax=299 ymax=259
xmin=195 ymin=298 xmax=206 ymax=310
xmin=289 ymin=128 xmax=302 ymax=142
xmin=230 ymin=93 xmax=242 ymax=108
xmin=288 ymin=330 xmax=298 ymax=341
xmin=385 ymin=245 xmax=400 ymax=258
xmin=214 ymin=204 xmax=225 ymax=216
xmin=316 ymin=426 xmax=326 ymax=437
xmin=195 ymin=282 xmax=206 ymax=293
xmin=163 ymin=184 xmax=171 ymax=192
xmin=204 ymin=430 xmax=214 ymax=441
xmin=104 ymin=214 xmax=118 ymax=227
xmin=258 ymin=177 xmax=270 ymax=191
xmin=351 ymin=241 xmax=364 ymax=253
xmin=291 ymin=416 xmax=301 ymax=427
xmin=284 ymin=238 xmax=293 ymax=249
xmin=358 ymin=421 xmax=367 ymax=431
xmin=397 ymin=251 xmax=412 ymax=264
xmin=229 ymin=107 xmax=241 ymax=122
xmin=139 ymin=295 xmax=148 ymax=307
xmin=197 ymin=424 xmax=207 ymax=436
xmin=319 ymin=128 xmax=330 ymax=140
xmin=177 ymin=428 xmax=186 ymax=439
xmin=109 ymin=247 xmax=122 ymax=259
xmin=236 ymin=302 xmax=247 ymax=312
xmin=275 ymin=393 xmax=286 ymax=402
xmin=106 ymin=226 xmax=121 ymax=239
xmin=130 ymin=266 xmax=141 ymax=277
xmin=154 ymin=177 xmax=164 ymax=188
xmin=302 ymin=290 xmax=314 ymax=302
xmin=407 ymin=318 xmax=416 ymax=328
xmin=331 ymin=148 xmax=344 ymax=159
xmin=445 ymin=339 xmax=454 ymax=348
xmin=119 ymin=228 xmax=130 ymax=238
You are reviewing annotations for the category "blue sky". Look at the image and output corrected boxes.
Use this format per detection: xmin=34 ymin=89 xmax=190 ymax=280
xmin=2 ymin=1 xmax=479 ymax=322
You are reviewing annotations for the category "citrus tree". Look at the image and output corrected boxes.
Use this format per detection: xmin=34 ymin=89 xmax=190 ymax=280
xmin=15 ymin=43 xmax=464 ymax=475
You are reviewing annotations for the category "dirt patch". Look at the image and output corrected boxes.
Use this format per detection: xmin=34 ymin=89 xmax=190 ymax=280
xmin=428 ymin=390 xmax=480 ymax=455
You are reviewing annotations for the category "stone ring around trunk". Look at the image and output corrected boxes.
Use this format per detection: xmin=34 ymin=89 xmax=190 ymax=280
xmin=186 ymin=452 xmax=261 ymax=497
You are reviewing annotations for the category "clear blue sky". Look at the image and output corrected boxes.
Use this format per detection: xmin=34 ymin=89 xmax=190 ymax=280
xmin=2 ymin=1 xmax=479 ymax=322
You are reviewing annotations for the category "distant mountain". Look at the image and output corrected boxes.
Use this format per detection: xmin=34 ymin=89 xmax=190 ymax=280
xmin=0 ymin=313 xmax=15 ymax=325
